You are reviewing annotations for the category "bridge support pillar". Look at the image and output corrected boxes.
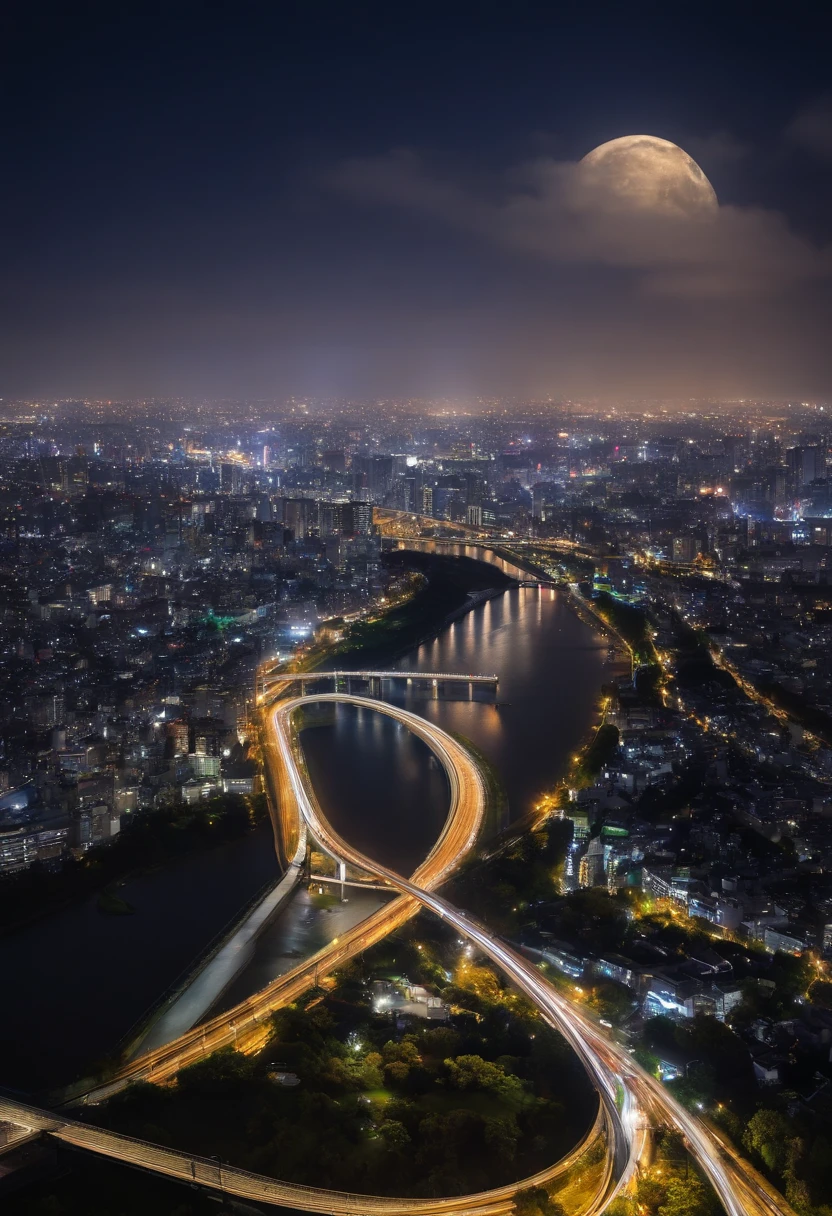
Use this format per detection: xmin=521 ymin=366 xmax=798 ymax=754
xmin=432 ymin=679 xmax=438 ymax=700
xmin=338 ymin=859 xmax=347 ymax=902
xmin=468 ymin=681 xmax=474 ymax=701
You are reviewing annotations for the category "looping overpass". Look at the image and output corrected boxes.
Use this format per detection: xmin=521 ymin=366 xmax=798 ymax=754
xmin=0 ymin=687 xmax=795 ymax=1216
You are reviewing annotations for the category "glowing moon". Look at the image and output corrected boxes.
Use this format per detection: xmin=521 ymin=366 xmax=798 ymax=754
xmin=579 ymin=135 xmax=718 ymax=217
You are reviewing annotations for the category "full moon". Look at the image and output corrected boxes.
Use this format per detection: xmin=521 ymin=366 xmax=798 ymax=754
xmin=579 ymin=135 xmax=718 ymax=217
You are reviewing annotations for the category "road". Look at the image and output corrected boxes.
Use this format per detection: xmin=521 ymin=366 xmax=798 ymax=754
xmin=1 ymin=695 xmax=610 ymax=1215
xmin=268 ymin=694 xmax=798 ymax=1216
xmin=2 ymin=693 xmax=796 ymax=1216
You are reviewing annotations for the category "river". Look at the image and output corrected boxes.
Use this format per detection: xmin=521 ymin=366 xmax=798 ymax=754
xmin=215 ymin=545 xmax=611 ymax=1013
xmin=0 ymin=546 xmax=609 ymax=1092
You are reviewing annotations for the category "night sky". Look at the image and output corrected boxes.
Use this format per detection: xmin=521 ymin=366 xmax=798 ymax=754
xmin=3 ymin=1 xmax=832 ymax=401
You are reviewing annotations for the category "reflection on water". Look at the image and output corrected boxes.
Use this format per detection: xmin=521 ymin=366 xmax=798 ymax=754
xmin=387 ymin=543 xmax=610 ymax=823
xmin=199 ymin=549 xmax=610 ymax=1017
xmin=300 ymin=705 xmax=450 ymax=873
xmin=0 ymin=544 xmax=610 ymax=1088
xmin=206 ymin=555 xmax=609 ymax=1016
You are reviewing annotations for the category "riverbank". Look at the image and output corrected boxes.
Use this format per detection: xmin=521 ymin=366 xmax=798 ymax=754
xmin=0 ymin=550 xmax=608 ymax=1095
xmin=451 ymin=730 xmax=510 ymax=838
xmin=0 ymin=820 xmax=281 ymax=1093
xmin=324 ymin=549 xmax=515 ymax=669
xmin=0 ymin=792 xmax=268 ymax=937
xmin=90 ymin=551 xmax=515 ymax=1066
xmin=122 ymin=827 xmax=307 ymax=1062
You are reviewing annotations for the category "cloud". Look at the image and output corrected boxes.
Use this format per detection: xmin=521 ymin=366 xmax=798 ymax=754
xmin=684 ymin=131 xmax=750 ymax=168
xmin=329 ymin=145 xmax=832 ymax=298
xmin=788 ymin=97 xmax=832 ymax=159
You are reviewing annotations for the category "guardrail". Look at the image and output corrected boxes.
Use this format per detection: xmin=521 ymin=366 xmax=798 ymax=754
xmin=0 ymin=1095 xmax=604 ymax=1216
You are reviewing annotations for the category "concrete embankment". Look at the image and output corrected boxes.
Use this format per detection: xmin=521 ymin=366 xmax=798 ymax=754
xmin=127 ymin=838 xmax=306 ymax=1059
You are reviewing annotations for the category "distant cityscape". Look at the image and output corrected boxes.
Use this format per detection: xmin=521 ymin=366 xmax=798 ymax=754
xmin=8 ymin=393 xmax=832 ymax=1212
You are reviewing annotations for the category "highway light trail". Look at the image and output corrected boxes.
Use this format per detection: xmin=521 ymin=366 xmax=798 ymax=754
xmin=1 ymin=693 xmax=795 ymax=1216
xmin=268 ymin=693 xmax=792 ymax=1216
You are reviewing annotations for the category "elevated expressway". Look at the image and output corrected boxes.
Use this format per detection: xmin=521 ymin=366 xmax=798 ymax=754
xmin=373 ymin=506 xmax=496 ymax=539
xmin=1 ymin=695 xmax=613 ymax=1216
xmin=1 ymin=693 xmax=795 ymax=1216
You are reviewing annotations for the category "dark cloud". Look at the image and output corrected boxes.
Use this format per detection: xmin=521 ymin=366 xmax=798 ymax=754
xmin=788 ymin=97 xmax=832 ymax=160
xmin=684 ymin=131 xmax=750 ymax=168
xmin=329 ymin=144 xmax=832 ymax=299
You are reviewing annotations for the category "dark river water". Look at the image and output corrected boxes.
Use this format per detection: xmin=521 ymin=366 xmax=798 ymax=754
xmin=0 ymin=547 xmax=609 ymax=1092
xmin=216 ymin=546 xmax=610 ymax=1015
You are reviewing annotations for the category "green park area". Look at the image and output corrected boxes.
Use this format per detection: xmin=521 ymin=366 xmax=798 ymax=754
xmin=11 ymin=917 xmax=597 ymax=1215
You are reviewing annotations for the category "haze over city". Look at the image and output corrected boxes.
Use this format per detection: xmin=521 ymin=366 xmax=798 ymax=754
xmin=4 ymin=3 xmax=832 ymax=401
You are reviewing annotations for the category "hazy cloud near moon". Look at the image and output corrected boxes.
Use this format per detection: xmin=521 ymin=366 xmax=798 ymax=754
xmin=329 ymin=145 xmax=832 ymax=298
xmin=788 ymin=97 xmax=832 ymax=160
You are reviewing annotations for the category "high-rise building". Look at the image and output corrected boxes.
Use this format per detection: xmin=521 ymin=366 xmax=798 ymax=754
xmin=532 ymin=482 xmax=559 ymax=522
xmin=353 ymin=455 xmax=393 ymax=500
xmin=341 ymin=501 xmax=372 ymax=536
xmin=579 ymin=836 xmax=606 ymax=888
xmin=317 ymin=502 xmax=342 ymax=537
xmin=66 ymin=455 xmax=88 ymax=497
xmin=221 ymin=463 xmax=243 ymax=495
xmin=283 ymin=498 xmax=316 ymax=540
xmin=167 ymin=720 xmax=190 ymax=756
xmin=465 ymin=471 xmax=484 ymax=508
xmin=787 ymin=445 xmax=826 ymax=494
xmin=421 ymin=485 xmax=434 ymax=516
xmin=672 ymin=536 xmax=702 ymax=563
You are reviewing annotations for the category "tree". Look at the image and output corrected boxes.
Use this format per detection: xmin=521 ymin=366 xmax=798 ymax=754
xmin=769 ymin=951 xmax=813 ymax=1001
xmin=175 ymin=1046 xmax=253 ymax=1096
xmin=514 ymin=1186 xmax=566 ymax=1216
xmin=361 ymin=1053 xmax=384 ymax=1089
xmin=382 ymin=1037 xmax=421 ymax=1065
xmin=632 ymin=1045 xmax=661 ymax=1077
xmin=378 ymin=1119 xmax=411 ymax=1150
xmin=784 ymin=1172 xmax=812 ymax=1213
xmin=420 ymin=1026 xmax=460 ymax=1059
xmin=658 ymin=1175 xmax=718 ymax=1216
xmin=636 ymin=1175 xmax=667 ymax=1214
xmin=384 ymin=1060 xmax=410 ymax=1086
xmin=444 ymin=1054 xmax=524 ymax=1099
xmin=484 ymin=1115 xmax=519 ymax=1163
xmin=554 ymin=889 xmax=629 ymax=951
xmin=588 ymin=980 xmax=634 ymax=1024
xmin=743 ymin=1108 xmax=792 ymax=1175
